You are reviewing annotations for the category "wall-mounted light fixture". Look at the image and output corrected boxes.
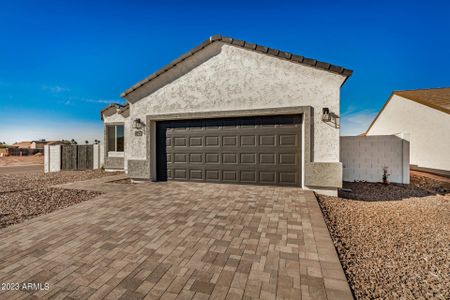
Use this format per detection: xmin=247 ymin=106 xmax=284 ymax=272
xmin=322 ymin=107 xmax=331 ymax=122
xmin=133 ymin=118 xmax=144 ymax=130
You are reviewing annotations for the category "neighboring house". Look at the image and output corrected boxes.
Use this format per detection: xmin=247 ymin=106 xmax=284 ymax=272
xmin=31 ymin=140 xmax=47 ymax=150
xmin=47 ymin=140 xmax=72 ymax=146
xmin=366 ymin=88 xmax=450 ymax=176
xmin=12 ymin=141 xmax=33 ymax=149
xmin=101 ymin=35 xmax=352 ymax=195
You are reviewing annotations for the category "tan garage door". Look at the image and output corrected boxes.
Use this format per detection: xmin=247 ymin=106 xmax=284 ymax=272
xmin=156 ymin=115 xmax=302 ymax=186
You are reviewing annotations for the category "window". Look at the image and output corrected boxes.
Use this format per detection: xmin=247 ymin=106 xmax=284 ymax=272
xmin=107 ymin=125 xmax=124 ymax=152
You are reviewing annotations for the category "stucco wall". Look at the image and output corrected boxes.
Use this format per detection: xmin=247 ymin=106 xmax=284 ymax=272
xmin=44 ymin=145 xmax=61 ymax=173
xmin=103 ymin=112 xmax=130 ymax=171
xmin=367 ymin=95 xmax=450 ymax=171
xmin=128 ymin=42 xmax=346 ymax=164
xmin=341 ymin=134 xmax=410 ymax=184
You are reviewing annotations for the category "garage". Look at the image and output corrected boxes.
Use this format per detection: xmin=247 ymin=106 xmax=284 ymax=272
xmin=103 ymin=35 xmax=352 ymax=195
xmin=156 ymin=115 xmax=302 ymax=186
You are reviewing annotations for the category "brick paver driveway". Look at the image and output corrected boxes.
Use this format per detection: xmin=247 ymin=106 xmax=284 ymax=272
xmin=0 ymin=180 xmax=352 ymax=300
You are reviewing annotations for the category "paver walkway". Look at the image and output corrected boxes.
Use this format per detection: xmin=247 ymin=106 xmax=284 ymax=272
xmin=0 ymin=179 xmax=352 ymax=299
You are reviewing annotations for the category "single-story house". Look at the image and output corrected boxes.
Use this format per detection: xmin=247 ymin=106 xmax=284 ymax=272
xmin=101 ymin=35 xmax=352 ymax=195
xmin=366 ymin=88 xmax=450 ymax=176
xmin=31 ymin=140 xmax=48 ymax=150
xmin=12 ymin=141 xmax=33 ymax=149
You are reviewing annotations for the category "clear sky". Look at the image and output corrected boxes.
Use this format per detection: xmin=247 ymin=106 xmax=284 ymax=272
xmin=1 ymin=0 xmax=449 ymax=143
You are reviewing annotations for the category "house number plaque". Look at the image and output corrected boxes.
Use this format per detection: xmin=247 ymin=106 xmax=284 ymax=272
xmin=135 ymin=130 xmax=143 ymax=136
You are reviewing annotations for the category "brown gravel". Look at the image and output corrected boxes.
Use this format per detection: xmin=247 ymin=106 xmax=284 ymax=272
xmin=317 ymin=174 xmax=450 ymax=299
xmin=0 ymin=170 xmax=121 ymax=228
xmin=0 ymin=188 xmax=101 ymax=228
xmin=0 ymin=170 xmax=121 ymax=193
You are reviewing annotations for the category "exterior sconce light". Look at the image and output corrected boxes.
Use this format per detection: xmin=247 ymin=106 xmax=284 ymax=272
xmin=133 ymin=118 xmax=144 ymax=130
xmin=322 ymin=107 xmax=331 ymax=122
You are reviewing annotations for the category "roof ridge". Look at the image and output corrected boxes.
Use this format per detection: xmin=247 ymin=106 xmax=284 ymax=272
xmin=121 ymin=34 xmax=353 ymax=98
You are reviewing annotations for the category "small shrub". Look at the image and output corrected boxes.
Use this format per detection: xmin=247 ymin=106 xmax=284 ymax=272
xmin=382 ymin=166 xmax=390 ymax=185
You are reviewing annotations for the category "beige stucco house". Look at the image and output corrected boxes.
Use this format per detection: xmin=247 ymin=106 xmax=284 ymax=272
xmin=101 ymin=35 xmax=352 ymax=195
xmin=366 ymin=88 xmax=450 ymax=176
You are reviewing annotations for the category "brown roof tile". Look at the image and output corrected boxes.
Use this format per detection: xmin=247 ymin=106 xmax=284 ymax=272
xmin=394 ymin=88 xmax=450 ymax=114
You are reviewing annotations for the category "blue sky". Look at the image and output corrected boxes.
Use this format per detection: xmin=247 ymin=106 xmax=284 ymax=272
xmin=1 ymin=0 xmax=449 ymax=143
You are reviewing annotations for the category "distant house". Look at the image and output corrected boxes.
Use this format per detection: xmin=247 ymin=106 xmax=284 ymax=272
xmin=31 ymin=141 xmax=47 ymax=150
xmin=12 ymin=141 xmax=33 ymax=149
xmin=366 ymin=88 xmax=450 ymax=176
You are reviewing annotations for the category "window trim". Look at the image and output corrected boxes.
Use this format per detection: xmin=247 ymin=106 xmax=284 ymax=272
xmin=106 ymin=124 xmax=124 ymax=153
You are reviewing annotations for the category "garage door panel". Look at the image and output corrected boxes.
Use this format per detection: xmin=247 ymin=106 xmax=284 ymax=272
xmin=173 ymin=153 xmax=187 ymax=163
xmin=206 ymin=170 xmax=220 ymax=181
xmin=205 ymin=153 xmax=220 ymax=164
xmin=240 ymin=136 xmax=256 ymax=146
xmin=241 ymin=171 xmax=257 ymax=183
xmin=189 ymin=169 xmax=203 ymax=180
xmin=205 ymin=136 xmax=220 ymax=146
xmin=222 ymin=136 xmax=237 ymax=146
xmin=173 ymin=169 xmax=187 ymax=180
xmin=260 ymin=135 xmax=276 ymax=146
xmin=240 ymin=153 xmax=256 ymax=164
xmin=279 ymin=153 xmax=297 ymax=165
xmin=279 ymin=172 xmax=297 ymax=185
xmin=174 ymin=137 xmax=187 ymax=147
xmin=189 ymin=137 xmax=203 ymax=146
xmin=260 ymin=171 xmax=276 ymax=184
xmin=157 ymin=115 xmax=302 ymax=186
xmin=222 ymin=153 xmax=238 ymax=164
xmin=189 ymin=153 xmax=203 ymax=163
xmin=279 ymin=134 xmax=297 ymax=146
xmin=260 ymin=153 xmax=276 ymax=165
xmin=223 ymin=170 xmax=238 ymax=182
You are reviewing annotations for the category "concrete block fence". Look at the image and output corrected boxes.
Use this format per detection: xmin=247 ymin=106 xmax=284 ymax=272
xmin=340 ymin=134 xmax=410 ymax=184
xmin=44 ymin=144 xmax=104 ymax=173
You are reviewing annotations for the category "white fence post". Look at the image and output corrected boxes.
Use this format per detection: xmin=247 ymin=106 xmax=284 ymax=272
xmin=100 ymin=144 xmax=104 ymax=168
xmin=49 ymin=145 xmax=61 ymax=172
xmin=93 ymin=144 xmax=99 ymax=169
xmin=92 ymin=144 xmax=105 ymax=169
xmin=44 ymin=145 xmax=49 ymax=173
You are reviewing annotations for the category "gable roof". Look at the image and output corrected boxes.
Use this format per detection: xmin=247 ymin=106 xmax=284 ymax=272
xmin=394 ymin=88 xmax=450 ymax=114
xmin=121 ymin=34 xmax=353 ymax=98
xmin=100 ymin=103 xmax=129 ymax=120
xmin=366 ymin=87 xmax=450 ymax=134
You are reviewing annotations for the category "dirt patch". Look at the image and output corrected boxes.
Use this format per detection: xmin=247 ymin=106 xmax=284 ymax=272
xmin=0 ymin=170 xmax=121 ymax=228
xmin=317 ymin=174 xmax=450 ymax=299
xmin=410 ymin=171 xmax=450 ymax=195
xmin=0 ymin=155 xmax=44 ymax=167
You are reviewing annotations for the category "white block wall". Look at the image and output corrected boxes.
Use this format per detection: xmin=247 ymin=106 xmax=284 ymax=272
xmin=93 ymin=144 xmax=105 ymax=169
xmin=340 ymin=134 xmax=410 ymax=184
xmin=44 ymin=145 xmax=61 ymax=173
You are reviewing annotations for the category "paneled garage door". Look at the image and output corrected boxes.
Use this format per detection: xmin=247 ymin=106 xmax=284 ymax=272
xmin=156 ymin=115 xmax=302 ymax=186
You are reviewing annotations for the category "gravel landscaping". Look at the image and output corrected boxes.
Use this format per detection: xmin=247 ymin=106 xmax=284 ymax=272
xmin=0 ymin=170 xmax=120 ymax=228
xmin=317 ymin=174 xmax=449 ymax=299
